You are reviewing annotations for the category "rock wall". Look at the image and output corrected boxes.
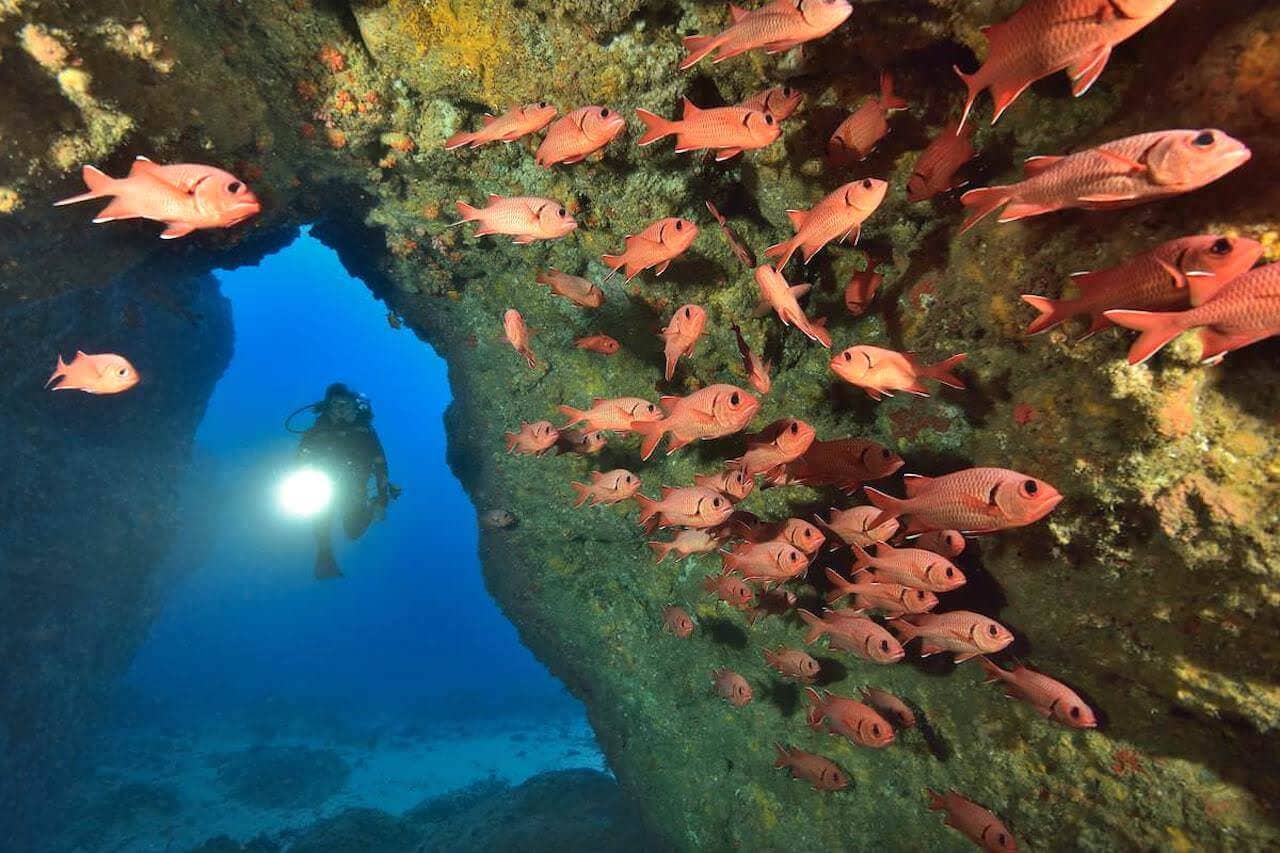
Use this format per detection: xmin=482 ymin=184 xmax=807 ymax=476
xmin=2 ymin=0 xmax=1277 ymax=849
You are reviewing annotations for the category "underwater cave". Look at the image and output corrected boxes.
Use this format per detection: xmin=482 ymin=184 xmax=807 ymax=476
xmin=1 ymin=0 xmax=1278 ymax=851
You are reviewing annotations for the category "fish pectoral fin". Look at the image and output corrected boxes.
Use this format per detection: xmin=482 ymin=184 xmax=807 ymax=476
xmin=655 ymin=259 xmax=671 ymax=276
xmin=1067 ymin=45 xmax=1112 ymax=97
xmin=1095 ymin=148 xmax=1147 ymax=174
xmin=918 ymin=642 xmax=946 ymax=657
xmin=953 ymin=651 xmax=978 ymax=663
xmin=1022 ymin=155 xmax=1064 ymax=178
xmin=160 ymin=222 xmax=196 ymax=240
xmin=1154 ymin=256 xmax=1188 ymax=289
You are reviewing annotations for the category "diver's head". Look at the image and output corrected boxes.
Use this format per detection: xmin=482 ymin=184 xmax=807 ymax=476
xmin=323 ymin=383 xmax=359 ymax=425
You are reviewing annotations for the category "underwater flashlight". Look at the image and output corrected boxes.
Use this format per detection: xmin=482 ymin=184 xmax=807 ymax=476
xmin=277 ymin=467 xmax=334 ymax=519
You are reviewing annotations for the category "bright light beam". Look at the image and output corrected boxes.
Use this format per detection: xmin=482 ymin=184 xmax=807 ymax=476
xmin=277 ymin=467 xmax=333 ymax=518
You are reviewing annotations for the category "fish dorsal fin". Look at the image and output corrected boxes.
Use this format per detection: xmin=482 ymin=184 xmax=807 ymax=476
xmin=482 ymin=114 xmax=497 ymax=126
xmin=729 ymin=4 xmax=749 ymax=23
xmin=786 ymin=209 xmax=808 ymax=229
xmin=487 ymin=193 xmax=503 ymax=203
xmin=128 ymin=156 xmax=162 ymax=179
xmin=681 ymin=98 xmax=702 ymax=119
xmin=1067 ymin=268 xmax=1109 ymax=292
xmin=902 ymin=473 xmax=933 ymax=498
xmin=660 ymin=485 xmax=677 ymax=499
xmin=659 ymin=395 xmax=682 ymax=410
xmin=1022 ymin=156 xmax=1063 ymax=178
xmin=591 ymin=397 xmax=607 ymax=408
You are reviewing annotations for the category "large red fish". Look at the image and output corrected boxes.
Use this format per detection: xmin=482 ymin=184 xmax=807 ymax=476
xmin=824 ymin=569 xmax=939 ymax=617
xmin=554 ymin=428 xmax=606 ymax=456
xmin=956 ymin=0 xmax=1177 ymax=127
xmin=908 ymin=120 xmax=976 ymax=202
xmin=1021 ymin=235 xmax=1263 ymax=338
xmin=571 ymin=469 xmax=642 ymax=507
xmin=773 ymin=744 xmax=847 ymax=791
xmin=55 ymin=159 xmax=260 ymax=239
xmin=764 ymin=178 xmax=888 ymax=269
xmin=636 ymin=99 xmax=779 ymax=161
xmin=783 ymin=437 xmax=904 ymax=492
xmin=831 ymin=345 xmax=966 ymax=400
xmin=649 ymin=529 xmax=723 ymax=563
xmin=859 ymin=687 xmax=916 ymax=729
xmin=755 ymin=265 xmax=832 ymax=347
xmin=503 ymin=309 xmax=537 ymax=369
xmin=926 ymin=789 xmax=1018 ymax=853
xmin=731 ymin=323 xmax=772 ymax=394
xmin=763 ymin=647 xmax=820 ymax=683
xmin=454 ymin=195 xmax=577 ymax=243
xmin=603 ymin=217 xmax=699 ymax=281
xmin=1106 ymin=262 xmax=1280 ymax=366
xmin=504 ymin=420 xmax=559 ymax=455
xmin=915 ymin=529 xmax=967 ymax=558
xmin=892 ymin=611 xmax=1015 ymax=662
xmin=680 ymin=0 xmax=853 ymax=69
xmin=695 ymin=468 xmax=755 ymax=503
xmin=46 ymin=351 xmax=139 ymax=395
xmin=850 ymin=542 xmax=964 ymax=593
xmin=636 ymin=486 xmax=733 ymax=529
xmin=535 ymin=106 xmax=626 ymax=167
xmin=865 ymin=468 xmax=1062 ymax=535
xmin=444 ymin=102 xmax=558 ymax=149
xmin=978 ymin=657 xmax=1098 ymax=729
xmin=558 ymin=397 xmax=662 ymax=433
xmin=960 ymin=130 xmax=1252 ymax=233
xmin=731 ymin=418 xmax=815 ymax=479
xmin=704 ymin=572 xmax=756 ymax=610
xmin=660 ymin=304 xmax=708 ymax=380
xmin=814 ymin=505 xmax=900 ymax=548
xmin=721 ymin=540 xmax=810 ymax=588
xmin=798 ymin=609 xmax=904 ymax=663
xmin=633 ymin=384 xmax=760 ymax=460
xmin=740 ymin=85 xmax=804 ymax=122
xmin=828 ymin=72 xmax=908 ymax=162
xmin=536 ymin=270 xmax=605 ymax=308
xmin=805 ymin=687 xmax=895 ymax=748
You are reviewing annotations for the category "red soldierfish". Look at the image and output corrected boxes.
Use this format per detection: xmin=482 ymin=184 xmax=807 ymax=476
xmin=694 ymin=468 xmax=755 ymax=502
xmin=502 ymin=309 xmax=537 ymax=368
xmin=731 ymin=418 xmax=816 ymax=479
xmin=831 ymin=345 xmax=966 ymax=400
xmin=814 ymin=505 xmax=900 ymax=548
xmin=747 ymin=588 xmax=798 ymax=626
xmin=740 ymin=85 xmax=804 ymax=122
xmin=859 ymin=687 xmax=916 ymax=728
xmin=926 ymin=789 xmax=1019 ymax=853
xmin=769 ymin=518 xmax=826 ymax=554
xmin=712 ymin=668 xmax=753 ymax=706
xmin=721 ymin=541 xmax=810 ymax=588
xmin=635 ymin=99 xmax=779 ymax=161
xmin=55 ymin=159 xmax=260 ymax=239
xmin=908 ymin=120 xmax=976 ymax=202
xmin=866 ymin=469 xmax=1062 ymax=535
xmin=535 ymin=270 xmax=605 ymax=308
xmin=633 ymin=384 xmax=760 ymax=460
xmin=1106 ymin=262 xmax=1280 ymax=366
xmin=575 ymin=335 xmax=620 ymax=355
xmin=844 ymin=253 xmax=885 ymax=316
xmin=763 ymin=647 xmax=820 ymax=683
xmin=784 ymin=437 xmax=904 ymax=493
xmin=1022 ymin=235 xmax=1263 ymax=338
xmin=978 ymin=657 xmax=1098 ymax=729
xmin=444 ymin=102 xmax=558 ymax=149
xmin=705 ymin=572 xmax=756 ymax=610
xmin=915 ymin=529 xmax=967 ymax=558
xmin=960 ymin=129 xmax=1252 ymax=233
xmin=851 ymin=542 xmax=965 ymax=593
xmin=570 ymin=469 xmax=641 ymax=507
xmin=603 ymin=217 xmax=699 ymax=281
xmin=828 ymin=72 xmax=908 ymax=162
xmin=46 ymin=351 xmax=139 ymax=394
xmin=706 ymin=201 xmax=756 ymax=268
xmin=636 ymin=486 xmax=734 ymax=529
xmin=454 ymin=194 xmax=577 ymax=244
xmin=731 ymin=323 xmax=772 ymax=394
xmin=956 ymin=0 xmax=1177 ymax=127
xmin=662 ymin=605 xmax=695 ymax=638
xmin=555 ymin=428 xmax=606 ymax=456
xmin=504 ymin=420 xmax=559 ymax=455
xmin=773 ymin=744 xmax=847 ymax=791
xmin=681 ymin=0 xmax=853 ymax=69
xmin=798 ymin=610 xmax=904 ymax=663
xmin=765 ymin=178 xmax=888 ymax=269
xmin=660 ymin=304 xmax=708 ymax=380
xmin=805 ymin=687 xmax=895 ymax=748
xmin=648 ymin=529 xmax=723 ymax=563
xmin=535 ymin=106 xmax=626 ymax=166
xmin=558 ymin=397 xmax=662 ymax=433
xmin=893 ymin=611 xmax=1015 ymax=662
xmin=824 ymin=569 xmax=939 ymax=616
xmin=755 ymin=265 xmax=832 ymax=347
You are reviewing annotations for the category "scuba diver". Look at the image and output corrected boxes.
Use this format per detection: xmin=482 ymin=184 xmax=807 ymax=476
xmin=290 ymin=383 xmax=396 ymax=580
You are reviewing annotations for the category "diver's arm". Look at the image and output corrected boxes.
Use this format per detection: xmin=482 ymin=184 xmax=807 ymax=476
xmin=368 ymin=429 xmax=390 ymax=501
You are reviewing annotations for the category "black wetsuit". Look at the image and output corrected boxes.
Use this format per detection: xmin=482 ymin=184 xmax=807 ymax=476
xmin=298 ymin=417 xmax=389 ymax=578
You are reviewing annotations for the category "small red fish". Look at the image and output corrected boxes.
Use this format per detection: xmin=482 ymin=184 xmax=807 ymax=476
xmin=681 ymin=0 xmax=853 ymax=69
xmin=704 ymin=571 xmax=756 ymax=610
xmin=660 ymin=304 xmax=708 ymax=380
xmin=783 ymin=438 xmax=904 ymax=493
xmin=571 ymin=469 xmax=641 ymax=507
xmin=908 ymin=120 xmax=976 ymax=202
xmin=865 ymin=469 xmax=1062 ymax=535
xmin=764 ymin=178 xmax=888 ymax=269
xmin=502 ymin=309 xmax=537 ymax=368
xmin=1106 ymin=261 xmax=1280 ymax=366
xmin=721 ymin=540 xmax=810 ymax=588
xmin=844 ymin=253 xmax=885 ymax=317
xmin=636 ymin=486 xmax=733 ymax=529
xmin=746 ymin=588 xmax=798 ymax=626
xmin=45 ymin=351 xmax=139 ymax=394
xmin=824 ymin=569 xmax=939 ymax=616
xmin=555 ymin=428 xmax=607 ymax=456
xmin=739 ymin=84 xmax=804 ymax=121
xmin=454 ymin=194 xmax=577 ymax=244
xmin=558 ymin=397 xmax=662 ymax=433
xmin=662 ymin=605 xmax=696 ymax=638
xmin=763 ymin=647 xmax=820 ymax=683
xmin=814 ymin=505 xmax=900 ymax=548
xmin=926 ymin=788 xmax=1018 ymax=853
xmin=504 ymin=420 xmax=559 ymax=455
xmin=55 ymin=159 xmax=261 ymax=239
xmin=648 ymin=529 xmax=723 ymax=563
xmin=535 ymin=105 xmax=626 ymax=167
xmin=859 ymin=687 xmax=916 ymax=728
xmin=831 ymin=345 xmax=966 ymax=400
xmin=805 ymin=687 xmax=895 ymax=748
xmin=575 ymin=335 xmax=621 ymax=355
xmin=1022 ymin=235 xmax=1263 ymax=338
xmin=706 ymin=201 xmax=756 ymax=268
xmin=730 ymin=418 xmax=815 ymax=479
xmin=851 ymin=541 xmax=965 ymax=593
xmin=960 ymin=130 xmax=1252 ymax=233
xmin=711 ymin=667 xmax=753 ymax=707
xmin=828 ymin=72 xmax=908 ymax=162
xmin=755 ymin=265 xmax=832 ymax=347
xmin=694 ymin=468 xmax=755 ymax=502
xmin=636 ymin=99 xmax=779 ymax=161
xmin=603 ymin=217 xmax=699 ymax=281
xmin=444 ymin=102 xmax=558 ymax=149
xmin=978 ymin=657 xmax=1098 ymax=729
xmin=731 ymin=323 xmax=772 ymax=394
xmin=956 ymin=0 xmax=1177 ymax=127
xmin=773 ymin=744 xmax=847 ymax=791
xmin=536 ymin=270 xmax=605 ymax=308
xmin=893 ymin=612 xmax=1014 ymax=663
xmin=769 ymin=518 xmax=826 ymax=555
xmin=632 ymin=384 xmax=760 ymax=460
xmin=915 ymin=529 xmax=966 ymax=558
xmin=798 ymin=609 xmax=904 ymax=664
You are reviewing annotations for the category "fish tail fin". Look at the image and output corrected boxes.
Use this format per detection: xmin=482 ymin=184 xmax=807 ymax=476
xmin=679 ymin=34 xmax=722 ymax=70
xmin=803 ymin=686 xmax=826 ymax=728
xmin=977 ymin=655 xmax=1003 ymax=684
xmin=443 ymin=130 xmax=476 ymax=150
xmin=634 ymin=493 xmax=660 ymax=525
xmin=635 ymin=109 xmax=676 ymax=146
xmin=763 ymin=236 xmax=801 ymax=270
xmin=556 ymin=404 xmax=585 ymax=427
xmin=45 ymin=354 xmax=70 ymax=389
xmin=849 ymin=542 xmax=873 ymax=573
xmin=54 ymin=165 xmax=115 ymax=207
xmin=601 ymin=253 xmax=626 ymax=277
xmin=570 ymin=482 xmax=591 ymax=508
xmin=880 ymin=71 xmax=908 ymax=111
xmin=863 ymin=486 xmax=906 ymax=530
xmin=1020 ymin=294 xmax=1077 ymax=336
xmin=453 ymin=200 xmax=481 ymax=225
xmin=926 ymin=788 xmax=946 ymax=811
xmin=823 ymin=567 xmax=850 ymax=604
xmin=927 ymin=353 xmax=967 ymax=389
xmin=1104 ymin=309 xmax=1189 ymax=366
xmin=772 ymin=742 xmax=791 ymax=768
xmin=953 ymin=65 xmax=981 ymax=129
xmin=958 ymin=185 xmax=1013 ymax=233
xmin=646 ymin=541 xmax=672 ymax=564
xmin=632 ymin=418 xmax=666 ymax=461
xmin=889 ymin=617 xmax=920 ymax=644
xmin=503 ymin=432 xmax=517 ymax=453
xmin=797 ymin=608 xmax=825 ymax=644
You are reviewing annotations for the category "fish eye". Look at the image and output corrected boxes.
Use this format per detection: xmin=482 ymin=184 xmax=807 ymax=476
xmin=1023 ymin=479 xmax=1039 ymax=495
xmin=538 ymin=101 xmax=548 ymax=108
xmin=879 ymin=640 xmax=889 ymax=652
xmin=1069 ymin=706 xmax=1081 ymax=719
xmin=600 ymin=107 xmax=610 ymax=117
xmin=1193 ymin=131 xmax=1215 ymax=146
xmin=843 ymin=351 xmax=852 ymax=361
xmin=1211 ymin=238 xmax=1232 ymax=254
xmin=228 ymin=181 xmax=243 ymax=193
xmin=987 ymin=624 xmax=999 ymax=636
xmin=730 ymin=392 xmax=740 ymax=405
xmin=713 ymin=497 xmax=723 ymax=507
xmin=881 ymin=449 xmax=891 ymax=458
xmin=944 ymin=566 xmax=954 ymax=578
xmin=684 ymin=307 xmax=692 ymax=318
xmin=789 ymin=422 xmax=799 ymax=433
xmin=764 ymin=113 xmax=775 ymax=125
xmin=557 ymin=207 xmax=567 ymax=217
xmin=916 ymin=590 xmax=926 ymax=600
xmin=782 ymin=86 xmax=794 ymax=96
xmin=118 ymin=367 xmax=129 ymax=376
xmin=862 ymin=179 xmax=873 ymax=190
xmin=647 ymin=404 xmax=657 ymax=413
xmin=871 ymin=724 xmax=881 ymax=736
xmin=675 ymin=220 xmax=683 ymax=230
xmin=998 ymin=835 xmax=1007 ymax=846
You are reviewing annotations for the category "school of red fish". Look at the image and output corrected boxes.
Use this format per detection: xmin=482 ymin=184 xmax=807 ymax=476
xmin=48 ymin=0 xmax=1277 ymax=847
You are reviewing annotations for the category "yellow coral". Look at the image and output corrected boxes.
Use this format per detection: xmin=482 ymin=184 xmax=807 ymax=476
xmin=0 ymin=187 xmax=22 ymax=214
xmin=391 ymin=0 xmax=516 ymax=106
